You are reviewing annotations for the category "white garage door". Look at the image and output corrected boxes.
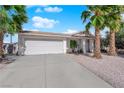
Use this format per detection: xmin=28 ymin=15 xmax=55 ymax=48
xmin=25 ymin=40 xmax=65 ymax=55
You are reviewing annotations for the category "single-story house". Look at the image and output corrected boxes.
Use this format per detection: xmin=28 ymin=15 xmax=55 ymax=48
xmin=18 ymin=31 xmax=95 ymax=55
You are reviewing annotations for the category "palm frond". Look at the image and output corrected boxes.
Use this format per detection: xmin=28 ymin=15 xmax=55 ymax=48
xmin=81 ymin=10 xmax=91 ymax=23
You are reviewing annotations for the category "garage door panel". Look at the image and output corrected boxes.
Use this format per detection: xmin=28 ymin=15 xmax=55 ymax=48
xmin=25 ymin=40 xmax=65 ymax=55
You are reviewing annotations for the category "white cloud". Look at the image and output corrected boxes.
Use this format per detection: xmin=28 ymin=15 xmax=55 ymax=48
xmin=35 ymin=8 xmax=42 ymax=13
xmin=29 ymin=29 xmax=40 ymax=31
xmin=23 ymin=28 xmax=40 ymax=31
xmin=32 ymin=16 xmax=59 ymax=29
xmin=63 ymin=29 xmax=78 ymax=34
xmin=44 ymin=6 xmax=63 ymax=13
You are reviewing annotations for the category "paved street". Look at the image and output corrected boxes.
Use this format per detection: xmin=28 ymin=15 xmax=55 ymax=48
xmin=0 ymin=54 xmax=112 ymax=88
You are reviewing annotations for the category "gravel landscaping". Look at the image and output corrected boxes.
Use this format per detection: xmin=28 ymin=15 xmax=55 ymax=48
xmin=69 ymin=54 xmax=124 ymax=88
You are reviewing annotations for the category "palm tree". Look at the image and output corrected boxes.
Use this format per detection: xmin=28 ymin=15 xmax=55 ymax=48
xmin=0 ymin=5 xmax=28 ymax=58
xmin=81 ymin=6 xmax=106 ymax=59
xmin=108 ymin=15 xmax=121 ymax=56
xmin=104 ymin=6 xmax=124 ymax=56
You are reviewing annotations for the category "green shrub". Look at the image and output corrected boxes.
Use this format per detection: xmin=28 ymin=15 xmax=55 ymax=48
xmin=70 ymin=40 xmax=77 ymax=49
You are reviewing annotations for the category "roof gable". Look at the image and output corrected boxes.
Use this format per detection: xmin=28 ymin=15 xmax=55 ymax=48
xmin=72 ymin=31 xmax=94 ymax=38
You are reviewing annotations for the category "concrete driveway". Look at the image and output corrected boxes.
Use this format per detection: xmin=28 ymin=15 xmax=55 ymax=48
xmin=0 ymin=54 xmax=112 ymax=88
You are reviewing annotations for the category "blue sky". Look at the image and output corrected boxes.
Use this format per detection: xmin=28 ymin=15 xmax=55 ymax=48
xmin=23 ymin=5 xmax=87 ymax=32
xmin=5 ymin=5 xmax=106 ymax=43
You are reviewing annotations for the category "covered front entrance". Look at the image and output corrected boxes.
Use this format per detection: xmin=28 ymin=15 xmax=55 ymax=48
xmin=66 ymin=38 xmax=94 ymax=54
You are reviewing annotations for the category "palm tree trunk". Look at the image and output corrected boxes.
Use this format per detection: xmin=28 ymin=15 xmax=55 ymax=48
xmin=108 ymin=31 xmax=116 ymax=56
xmin=94 ymin=27 xmax=102 ymax=59
xmin=0 ymin=32 xmax=3 ymax=58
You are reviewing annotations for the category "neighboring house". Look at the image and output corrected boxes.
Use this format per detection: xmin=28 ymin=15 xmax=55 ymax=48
xmin=3 ymin=43 xmax=18 ymax=54
xmin=18 ymin=31 xmax=95 ymax=55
